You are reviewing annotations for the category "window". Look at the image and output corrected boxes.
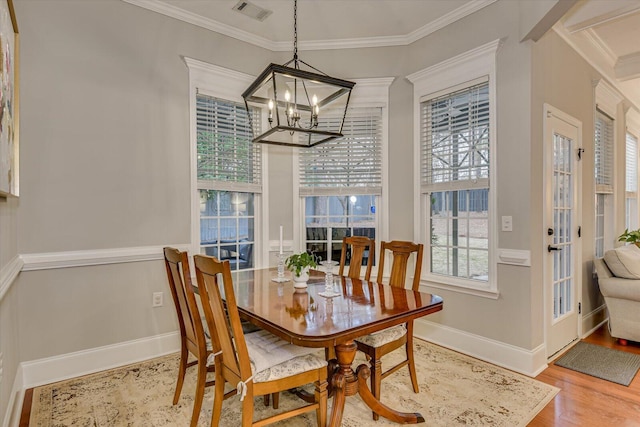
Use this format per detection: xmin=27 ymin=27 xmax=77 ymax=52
xmin=196 ymin=95 xmax=261 ymax=270
xmin=187 ymin=59 xmax=264 ymax=270
xmin=408 ymin=39 xmax=499 ymax=295
xmin=626 ymin=131 xmax=638 ymax=230
xmin=594 ymin=109 xmax=614 ymax=258
xmin=299 ymin=107 xmax=382 ymax=264
xmin=423 ymin=82 xmax=490 ymax=282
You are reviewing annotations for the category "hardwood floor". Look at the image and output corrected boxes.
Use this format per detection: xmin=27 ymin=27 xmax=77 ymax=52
xmin=19 ymin=323 xmax=640 ymax=426
xmin=529 ymin=324 xmax=640 ymax=426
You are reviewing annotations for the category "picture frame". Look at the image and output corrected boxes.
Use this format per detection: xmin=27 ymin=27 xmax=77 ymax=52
xmin=0 ymin=0 xmax=18 ymax=197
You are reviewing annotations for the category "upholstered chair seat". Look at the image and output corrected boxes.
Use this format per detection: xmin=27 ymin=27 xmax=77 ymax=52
xmin=355 ymin=325 xmax=407 ymax=348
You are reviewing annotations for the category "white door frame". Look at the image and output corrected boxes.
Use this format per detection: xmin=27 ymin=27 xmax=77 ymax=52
xmin=543 ymin=103 xmax=583 ymax=359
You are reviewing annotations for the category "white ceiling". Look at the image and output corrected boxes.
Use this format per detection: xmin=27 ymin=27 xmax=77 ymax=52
xmin=125 ymin=0 xmax=640 ymax=108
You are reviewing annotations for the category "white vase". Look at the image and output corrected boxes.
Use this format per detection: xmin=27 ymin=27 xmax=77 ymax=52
xmin=292 ymin=267 xmax=310 ymax=288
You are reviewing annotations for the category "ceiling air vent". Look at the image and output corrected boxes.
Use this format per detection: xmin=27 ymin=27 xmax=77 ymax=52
xmin=232 ymin=1 xmax=273 ymax=22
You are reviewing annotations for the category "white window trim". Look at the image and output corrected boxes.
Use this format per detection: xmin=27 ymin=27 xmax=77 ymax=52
xmin=185 ymin=57 xmax=269 ymax=268
xmin=626 ymin=109 xmax=640 ymax=230
xmin=595 ymin=79 xmax=623 ymax=120
xmin=293 ymin=77 xmax=394 ymax=273
xmin=408 ymin=39 xmax=500 ymax=298
xmin=595 ymin=79 xmax=623 ymax=253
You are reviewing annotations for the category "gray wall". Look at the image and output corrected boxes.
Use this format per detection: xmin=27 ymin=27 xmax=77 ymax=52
xmin=4 ymin=2 xmax=631 ymax=422
xmin=9 ymin=0 xmax=542 ymax=364
xmin=406 ymin=0 xmax=540 ymax=349
xmin=531 ymin=30 xmax=607 ymax=324
xmin=0 ymin=194 xmax=19 ymax=422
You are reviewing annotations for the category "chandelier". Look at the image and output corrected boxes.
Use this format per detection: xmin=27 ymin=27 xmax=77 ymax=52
xmin=242 ymin=0 xmax=355 ymax=148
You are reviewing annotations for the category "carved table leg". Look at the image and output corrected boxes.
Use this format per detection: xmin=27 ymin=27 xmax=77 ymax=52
xmin=356 ymin=364 xmax=425 ymax=424
xmin=328 ymin=341 xmax=359 ymax=426
xmin=327 ymin=339 xmax=425 ymax=426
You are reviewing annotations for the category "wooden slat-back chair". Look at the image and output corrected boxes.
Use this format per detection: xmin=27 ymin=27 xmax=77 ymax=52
xmin=338 ymin=236 xmax=375 ymax=281
xmin=163 ymin=247 xmax=214 ymax=427
xmin=355 ymin=240 xmax=424 ymax=420
xmin=193 ymin=254 xmax=328 ymax=427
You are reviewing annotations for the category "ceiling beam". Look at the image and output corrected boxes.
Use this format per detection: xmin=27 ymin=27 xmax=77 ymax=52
xmin=564 ymin=0 xmax=640 ymax=33
xmin=521 ymin=0 xmax=579 ymax=42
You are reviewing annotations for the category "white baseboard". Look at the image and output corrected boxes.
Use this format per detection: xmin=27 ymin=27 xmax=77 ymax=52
xmin=414 ymin=319 xmax=548 ymax=377
xmin=2 ymin=332 xmax=180 ymax=427
xmin=2 ymin=365 xmax=24 ymax=427
xmin=582 ymin=304 xmax=608 ymax=338
xmin=21 ymin=331 xmax=180 ymax=389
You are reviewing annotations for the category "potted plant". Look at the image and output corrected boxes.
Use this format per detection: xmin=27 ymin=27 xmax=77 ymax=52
xmin=285 ymin=251 xmax=318 ymax=287
xmin=618 ymin=229 xmax=640 ymax=247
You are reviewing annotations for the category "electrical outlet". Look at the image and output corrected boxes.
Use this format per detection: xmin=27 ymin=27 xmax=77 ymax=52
xmin=152 ymin=292 xmax=163 ymax=307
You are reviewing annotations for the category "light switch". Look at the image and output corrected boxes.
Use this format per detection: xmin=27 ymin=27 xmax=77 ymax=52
xmin=501 ymin=216 xmax=513 ymax=232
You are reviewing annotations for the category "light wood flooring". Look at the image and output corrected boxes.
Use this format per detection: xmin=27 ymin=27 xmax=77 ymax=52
xmin=20 ymin=324 xmax=640 ymax=426
xmin=529 ymin=324 xmax=640 ymax=426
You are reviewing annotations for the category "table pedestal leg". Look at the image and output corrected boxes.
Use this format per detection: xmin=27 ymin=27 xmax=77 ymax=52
xmin=328 ymin=340 xmax=424 ymax=426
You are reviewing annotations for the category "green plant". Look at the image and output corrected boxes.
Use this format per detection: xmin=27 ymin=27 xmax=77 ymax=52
xmin=285 ymin=251 xmax=318 ymax=277
xmin=618 ymin=229 xmax=640 ymax=245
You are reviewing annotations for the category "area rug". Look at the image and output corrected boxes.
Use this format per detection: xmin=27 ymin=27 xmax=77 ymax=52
xmin=29 ymin=339 xmax=558 ymax=426
xmin=554 ymin=341 xmax=640 ymax=386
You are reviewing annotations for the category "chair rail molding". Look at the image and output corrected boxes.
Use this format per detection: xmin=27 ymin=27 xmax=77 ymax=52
xmin=0 ymin=255 xmax=23 ymax=302
xmin=497 ymin=248 xmax=531 ymax=266
xmin=20 ymin=244 xmax=190 ymax=271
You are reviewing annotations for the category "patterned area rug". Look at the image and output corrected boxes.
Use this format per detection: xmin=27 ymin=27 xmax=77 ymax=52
xmin=29 ymin=339 xmax=558 ymax=426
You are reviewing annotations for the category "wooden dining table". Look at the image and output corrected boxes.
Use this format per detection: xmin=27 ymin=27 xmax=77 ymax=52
xmin=228 ymin=267 xmax=443 ymax=426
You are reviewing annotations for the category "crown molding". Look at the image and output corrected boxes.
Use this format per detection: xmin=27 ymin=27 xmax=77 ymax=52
xmin=122 ymin=0 xmax=497 ymax=51
xmin=122 ymin=0 xmax=278 ymax=50
xmin=616 ymin=51 xmax=640 ymax=82
xmin=583 ymin=28 xmax=617 ymax=67
xmin=406 ymin=0 xmax=498 ymax=44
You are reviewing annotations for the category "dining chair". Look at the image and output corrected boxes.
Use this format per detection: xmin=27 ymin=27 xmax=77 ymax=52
xmin=163 ymin=247 xmax=214 ymax=427
xmin=193 ymin=254 xmax=328 ymax=427
xmin=354 ymin=240 xmax=424 ymax=420
xmin=338 ymin=236 xmax=375 ymax=281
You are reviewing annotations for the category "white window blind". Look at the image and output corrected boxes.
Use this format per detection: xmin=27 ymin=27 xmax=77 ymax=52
xmin=421 ymin=82 xmax=490 ymax=193
xmin=626 ymin=132 xmax=638 ymax=193
xmin=595 ymin=109 xmax=613 ymax=193
xmin=299 ymin=107 xmax=382 ymax=196
xmin=196 ymin=93 xmax=262 ymax=193
xmin=626 ymin=132 xmax=639 ymax=230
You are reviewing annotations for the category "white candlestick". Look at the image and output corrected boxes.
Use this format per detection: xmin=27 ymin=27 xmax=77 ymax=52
xmin=279 ymin=225 xmax=283 ymax=255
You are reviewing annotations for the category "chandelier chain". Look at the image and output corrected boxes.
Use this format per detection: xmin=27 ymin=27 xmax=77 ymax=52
xmin=293 ymin=0 xmax=298 ymax=65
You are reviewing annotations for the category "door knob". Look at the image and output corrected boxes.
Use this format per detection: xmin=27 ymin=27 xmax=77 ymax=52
xmin=548 ymin=245 xmax=561 ymax=252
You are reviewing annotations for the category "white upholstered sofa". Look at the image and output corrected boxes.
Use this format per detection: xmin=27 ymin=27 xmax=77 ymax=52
xmin=594 ymin=244 xmax=640 ymax=344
